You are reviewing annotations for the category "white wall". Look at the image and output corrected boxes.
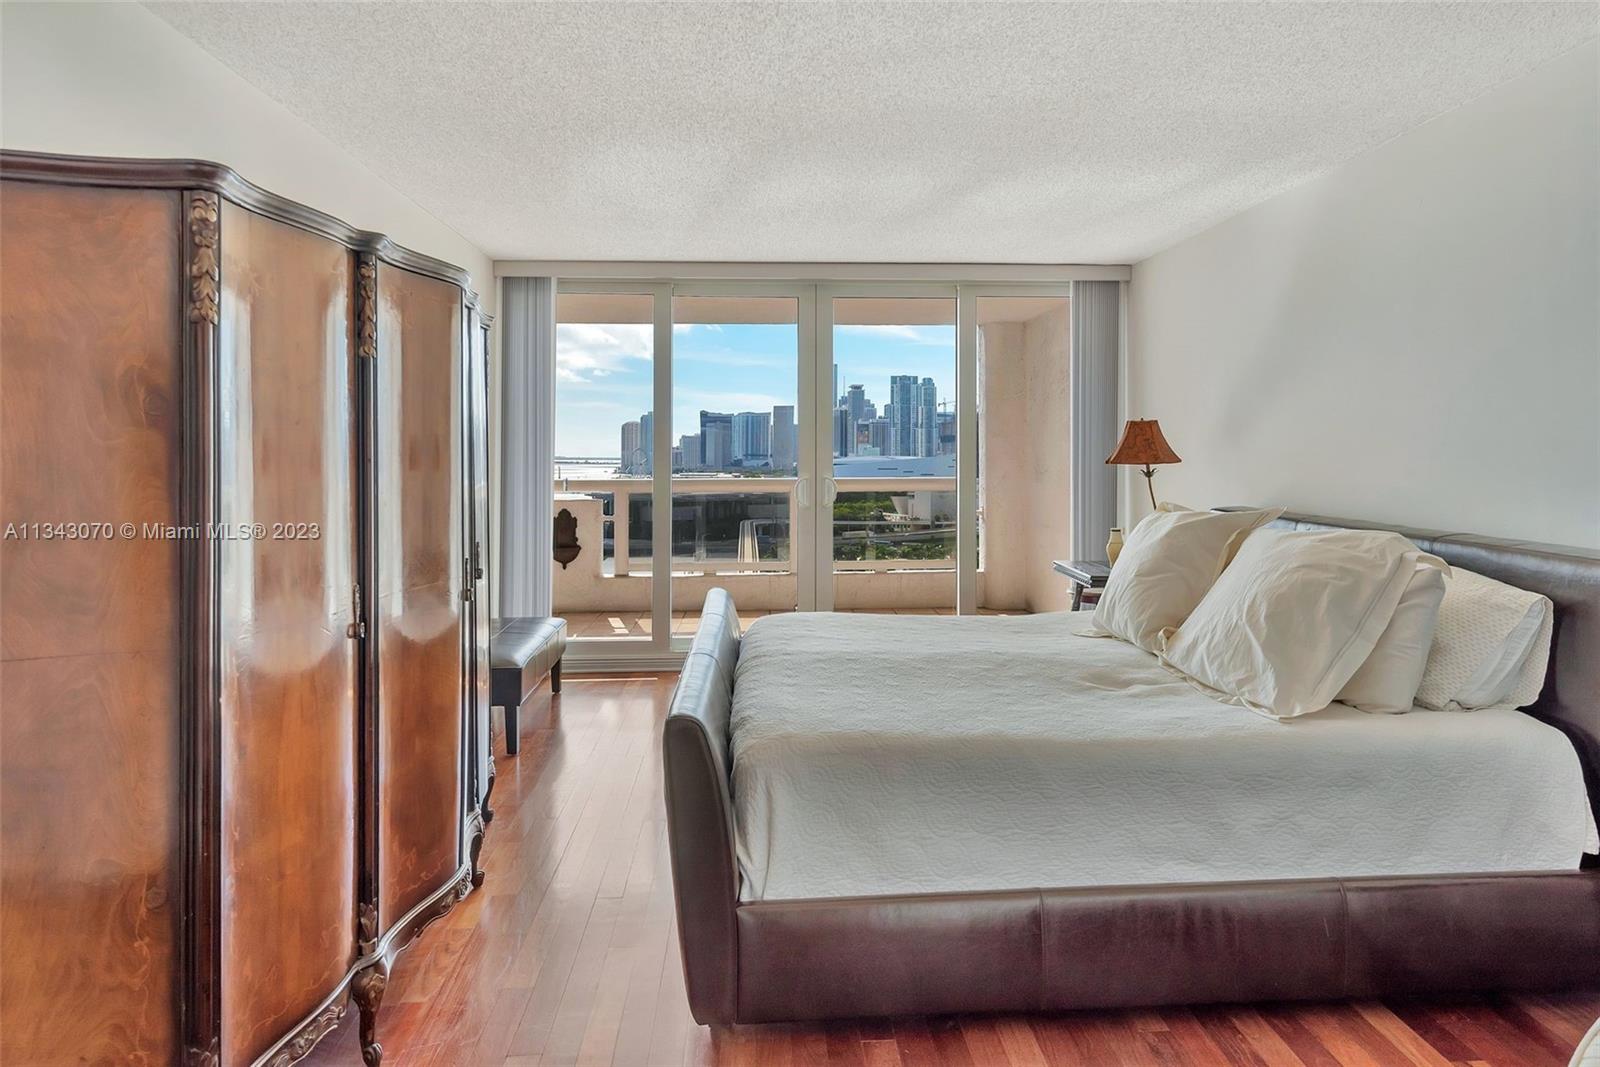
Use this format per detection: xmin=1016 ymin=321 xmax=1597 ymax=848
xmin=1128 ymin=43 xmax=1599 ymax=548
xmin=1023 ymin=305 xmax=1074 ymax=612
xmin=0 ymin=1 xmax=492 ymax=299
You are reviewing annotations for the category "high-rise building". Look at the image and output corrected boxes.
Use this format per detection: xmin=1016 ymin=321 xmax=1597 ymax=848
xmin=833 ymin=407 xmax=852 ymax=457
xmin=867 ymin=417 xmax=891 ymax=455
xmin=732 ymin=411 xmax=771 ymax=466
xmin=698 ymin=411 xmax=733 ymax=468
xmin=703 ymin=421 xmax=733 ymax=470
xmin=915 ymin=377 xmax=939 ymax=457
xmin=639 ymin=410 xmax=654 ymax=474
xmin=677 ymin=433 xmax=700 ymax=471
xmin=845 ymin=384 xmax=867 ymax=424
xmin=889 ymin=375 xmax=918 ymax=456
xmin=770 ymin=405 xmax=796 ymax=472
xmin=840 ymin=384 xmax=867 ymax=457
xmin=619 ymin=419 xmax=643 ymax=473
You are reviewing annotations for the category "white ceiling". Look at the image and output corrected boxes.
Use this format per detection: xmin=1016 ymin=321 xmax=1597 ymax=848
xmin=145 ymin=1 xmax=1596 ymax=265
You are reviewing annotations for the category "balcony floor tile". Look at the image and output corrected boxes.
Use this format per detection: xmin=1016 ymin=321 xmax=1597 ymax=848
xmin=558 ymin=604 xmax=1027 ymax=639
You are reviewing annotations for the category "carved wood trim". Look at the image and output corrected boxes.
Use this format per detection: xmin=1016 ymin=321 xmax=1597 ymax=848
xmin=187 ymin=193 xmax=220 ymax=324
xmin=180 ymin=187 xmax=224 ymax=1065
xmin=357 ymin=257 xmax=377 ymax=359
xmin=262 ymin=1001 xmax=345 ymax=1067
xmin=247 ymin=964 xmax=365 ymax=1067
xmin=357 ymin=861 xmax=476 ymax=973
xmin=0 ymin=150 xmax=479 ymax=302
xmin=358 ymin=901 xmax=379 ymax=958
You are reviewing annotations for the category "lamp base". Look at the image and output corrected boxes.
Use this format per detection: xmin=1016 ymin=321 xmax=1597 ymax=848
xmin=1141 ymin=466 xmax=1158 ymax=511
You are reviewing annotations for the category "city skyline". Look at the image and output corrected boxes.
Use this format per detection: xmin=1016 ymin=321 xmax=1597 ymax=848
xmin=610 ymin=367 xmax=954 ymax=475
xmin=556 ymin=321 xmax=956 ymax=460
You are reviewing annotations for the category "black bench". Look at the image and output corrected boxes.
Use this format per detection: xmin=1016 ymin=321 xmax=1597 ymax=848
xmin=491 ymin=617 xmax=567 ymax=755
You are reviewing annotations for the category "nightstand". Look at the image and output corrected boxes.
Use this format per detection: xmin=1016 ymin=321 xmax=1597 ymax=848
xmin=1052 ymin=559 xmax=1111 ymax=611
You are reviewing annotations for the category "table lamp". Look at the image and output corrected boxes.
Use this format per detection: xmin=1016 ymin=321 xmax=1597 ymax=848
xmin=1106 ymin=419 xmax=1181 ymax=510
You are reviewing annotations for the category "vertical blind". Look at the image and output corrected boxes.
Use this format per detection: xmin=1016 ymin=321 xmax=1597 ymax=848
xmin=1070 ymin=280 xmax=1121 ymax=560
xmin=498 ymin=276 xmax=557 ymax=616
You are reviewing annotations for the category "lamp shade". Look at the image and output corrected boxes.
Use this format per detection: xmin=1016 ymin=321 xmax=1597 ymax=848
xmin=1106 ymin=419 xmax=1181 ymax=466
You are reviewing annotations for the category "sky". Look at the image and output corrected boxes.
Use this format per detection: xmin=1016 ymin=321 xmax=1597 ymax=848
xmin=555 ymin=321 xmax=957 ymax=458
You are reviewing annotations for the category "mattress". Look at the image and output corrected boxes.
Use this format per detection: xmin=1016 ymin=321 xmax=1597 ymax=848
xmin=729 ymin=611 xmax=1599 ymax=902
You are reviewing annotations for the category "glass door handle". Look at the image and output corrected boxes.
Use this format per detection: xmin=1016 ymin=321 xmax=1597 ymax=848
xmin=795 ymin=477 xmax=811 ymax=508
xmin=822 ymin=477 xmax=839 ymax=505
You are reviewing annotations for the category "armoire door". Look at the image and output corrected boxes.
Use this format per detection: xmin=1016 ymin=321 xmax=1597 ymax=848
xmin=372 ymin=260 xmax=466 ymax=930
xmin=215 ymin=200 xmax=360 ymax=1064
xmin=0 ymin=180 xmax=185 ymax=1066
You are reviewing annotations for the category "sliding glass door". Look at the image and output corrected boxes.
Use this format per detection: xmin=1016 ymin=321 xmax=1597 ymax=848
xmin=552 ymin=287 xmax=660 ymax=646
xmin=816 ymin=288 xmax=959 ymax=614
xmin=669 ymin=286 xmax=815 ymax=636
xmin=552 ymin=278 xmax=1076 ymax=661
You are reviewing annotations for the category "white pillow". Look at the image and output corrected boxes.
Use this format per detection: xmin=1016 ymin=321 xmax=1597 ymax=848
xmin=1336 ymin=561 xmax=1448 ymax=714
xmin=1089 ymin=506 xmax=1284 ymax=652
xmin=1159 ymin=528 xmax=1429 ymax=720
xmin=1414 ymin=568 xmax=1553 ymax=711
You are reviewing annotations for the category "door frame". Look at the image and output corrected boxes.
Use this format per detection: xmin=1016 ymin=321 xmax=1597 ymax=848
xmin=555 ymin=275 xmax=1089 ymax=664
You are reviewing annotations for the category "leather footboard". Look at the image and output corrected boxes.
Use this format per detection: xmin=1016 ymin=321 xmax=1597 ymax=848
xmin=735 ymin=873 xmax=1600 ymax=1023
xmin=737 ymin=891 xmax=1042 ymax=1021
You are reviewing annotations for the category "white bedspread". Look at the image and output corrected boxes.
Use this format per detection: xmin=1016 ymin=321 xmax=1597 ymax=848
xmin=729 ymin=611 xmax=1598 ymax=901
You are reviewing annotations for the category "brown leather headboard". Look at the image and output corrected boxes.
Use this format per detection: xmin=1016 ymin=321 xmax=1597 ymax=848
xmin=1226 ymin=509 xmax=1600 ymax=844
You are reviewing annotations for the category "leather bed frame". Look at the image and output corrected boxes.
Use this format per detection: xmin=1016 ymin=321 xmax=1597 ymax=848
xmin=662 ymin=512 xmax=1600 ymax=1024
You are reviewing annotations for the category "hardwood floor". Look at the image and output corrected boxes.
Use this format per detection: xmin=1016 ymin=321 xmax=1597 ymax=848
xmin=302 ymin=674 xmax=1600 ymax=1067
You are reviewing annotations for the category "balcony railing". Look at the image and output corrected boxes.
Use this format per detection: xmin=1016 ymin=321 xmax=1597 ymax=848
xmin=551 ymin=475 xmax=958 ymax=577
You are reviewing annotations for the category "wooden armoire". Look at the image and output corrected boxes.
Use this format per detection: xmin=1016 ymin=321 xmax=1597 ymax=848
xmin=0 ymin=151 xmax=495 ymax=1067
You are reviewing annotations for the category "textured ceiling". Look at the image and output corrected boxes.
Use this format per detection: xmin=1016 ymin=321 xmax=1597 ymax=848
xmin=145 ymin=1 xmax=1597 ymax=264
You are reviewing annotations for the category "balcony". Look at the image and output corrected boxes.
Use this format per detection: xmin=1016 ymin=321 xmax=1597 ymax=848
xmin=551 ymin=475 xmax=1003 ymax=628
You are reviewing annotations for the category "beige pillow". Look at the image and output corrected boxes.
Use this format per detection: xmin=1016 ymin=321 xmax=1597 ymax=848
xmin=1089 ymin=506 xmax=1284 ymax=652
xmin=1159 ymin=528 xmax=1429 ymax=720
xmin=1337 ymin=561 xmax=1449 ymax=713
xmin=1414 ymin=568 xmax=1554 ymax=711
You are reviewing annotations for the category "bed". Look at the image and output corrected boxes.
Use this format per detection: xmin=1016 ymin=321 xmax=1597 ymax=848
xmin=662 ymin=512 xmax=1600 ymax=1024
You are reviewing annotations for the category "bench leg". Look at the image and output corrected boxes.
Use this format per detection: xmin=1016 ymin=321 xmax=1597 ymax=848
xmin=551 ymin=659 xmax=562 ymax=694
xmin=504 ymin=702 xmax=520 ymax=756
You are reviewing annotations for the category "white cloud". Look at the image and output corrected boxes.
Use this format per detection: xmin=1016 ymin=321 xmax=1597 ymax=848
xmin=555 ymin=323 xmax=653 ymax=384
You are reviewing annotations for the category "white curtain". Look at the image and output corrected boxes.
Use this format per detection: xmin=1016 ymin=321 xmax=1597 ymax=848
xmin=1070 ymin=280 xmax=1120 ymax=560
xmin=498 ymin=277 xmax=556 ymax=616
